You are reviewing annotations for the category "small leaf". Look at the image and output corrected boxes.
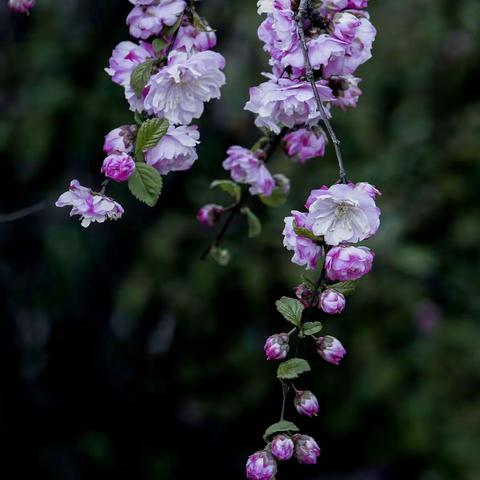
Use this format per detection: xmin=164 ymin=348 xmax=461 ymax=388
xmin=277 ymin=358 xmax=311 ymax=380
xmin=152 ymin=38 xmax=168 ymax=53
xmin=130 ymin=59 xmax=155 ymax=97
xmin=329 ymin=281 xmax=357 ymax=296
xmin=241 ymin=207 xmax=262 ymax=238
xmin=259 ymin=187 xmax=287 ymax=208
xmin=263 ymin=421 xmax=299 ymax=442
xmin=293 ymin=223 xmax=322 ymax=242
xmin=210 ymin=180 xmax=241 ymax=203
xmin=164 ymin=13 xmax=184 ymax=37
xmin=301 ymin=274 xmax=317 ymax=291
xmin=128 ymin=163 xmax=162 ymax=207
xmin=192 ymin=11 xmax=213 ymax=32
xmin=134 ymin=111 xmax=145 ymax=126
xmin=275 ymin=296 xmax=304 ymax=327
xmin=135 ymin=118 xmax=169 ymax=156
xmin=210 ymin=246 xmax=231 ymax=266
xmin=302 ymin=321 xmax=323 ymax=337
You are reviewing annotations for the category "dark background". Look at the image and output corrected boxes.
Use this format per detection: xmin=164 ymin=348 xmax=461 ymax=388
xmin=1 ymin=0 xmax=479 ymax=479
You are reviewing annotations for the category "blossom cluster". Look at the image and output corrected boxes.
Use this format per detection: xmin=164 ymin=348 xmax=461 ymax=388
xmin=8 ymin=0 xmax=35 ymax=13
xmin=57 ymin=0 xmax=226 ymax=227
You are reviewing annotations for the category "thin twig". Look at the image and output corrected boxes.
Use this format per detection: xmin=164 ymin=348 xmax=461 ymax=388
xmin=279 ymin=381 xmax=289 ymax=421
xmin=296 ymin=0 xmax=349 ymax=184
xmin=0 ymin=201 xmax=46 ymax=223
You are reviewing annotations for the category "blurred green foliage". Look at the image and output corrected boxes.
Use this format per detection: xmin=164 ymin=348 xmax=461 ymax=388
xmin=0 ymin=0 xmax=479 ymax=479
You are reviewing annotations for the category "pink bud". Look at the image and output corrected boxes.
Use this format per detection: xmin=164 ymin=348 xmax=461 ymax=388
xmin=271 ymin=435 xmax=294 ymax=461
xmin=264 ymin=333 xmax=289 ymax=361
xmin=294 ymin=283 xmax=318 ymax=308
xmin=246 ymin=450 xmax=277 ymax=480
xmin=293 ymin=434 xmax=321 ymax=464
xmin=101 ymin=153 xmax=135 ymax=182
xmin=294 ymin=390 xmax=319 ymax=417
xmin=103 ymin=125 xmax=137 ymax=155
xmin=316 ymin=336 xmax=347 ymax=365
xmin=320 ymin=289 xmax=346 ymax=314
xmin=325 ymin=246 xmax=374 ymax=282
xmin=196 ymin=204 xmax=224 ymax=227
xmin=8 ymin=0 xmax=35 ymax=13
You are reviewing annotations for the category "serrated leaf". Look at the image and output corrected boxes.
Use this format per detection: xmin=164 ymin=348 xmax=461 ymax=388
xmin=259 ymin=187 xmax=287 ymax=208
xmin=128 ymin=163 xmax=162 ymax=207
xmin=210 ymin=246 xmax=231 ymax=266
xmin=135 ymin=118 xmax=169 ymax=156
xmin=275 ymin=296 xmax=304 ymax=327
xmin=277 ymin=358 xmax=311 ymax=380
xmin=301 ymin=274 xmax=317 ymax=291
xmin=130 ymin=59 xmax=155 ymax=97
xmin=152 ymin=38 xmax=168 ymax=53
xmin=241 ymin=207 xmax=262 ymax=238
xmin=329 ymin=281 xmax=357 ymax=296
xmin=210 ymin=180 xmax=241 ymax=202
xmin=263 ymin=421 xmax=299 ymax=442
xmin=302 ymin=321 xmax=323 ymax=337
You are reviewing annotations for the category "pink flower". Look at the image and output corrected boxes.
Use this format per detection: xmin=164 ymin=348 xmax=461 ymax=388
xmin=222 ymin=146 xmax=275 ymax=196
xmin=103 ymin=125 xmax=137 ymax=155
xmin=294 ymin=283 xmax=318 ymax=308
xmin=355 ymin=181 xmax=381 ymax=199
xmin=283 ymin=128 xmax=327 ymax=164
xmin=320 ymin=289 xmax=346 ymax=314
xmin=294 ymin=390 xmax=319 ymax=417
xmin=144 ymin=125 xmax=200 ymax=175
xmin=271 ymin=435 xmax=294 ymax=461
xmin=331 ymin=12 xmax=362 ymax=44
xmin=197 ymin=204 xmax=224 ymax=227
xmin=293 ymin=435 xmax=321 ymax=464
xmin=246 ymin=450 xmax=278 ymax=480
xmin=331 ymin=75 xmax=362 ymax=110
xmin=8 ymin=0 xmax=35 ymax=13
xmin=348 ymin=0 xmax=368 ymax=8
xmin=264 ymin=333 xmax=290 ymax=360
xmin=316 ymin=336 xmax=346 ymax=365
xmin=325 ymin=245 xmax=374 ymax=281
xmin=307 ymin=183 xmax=380 ymax=246
xmin=174 ymin=24 xmax=217 ymax=53
xmin=126 ymin=1 xmax=186 ymax=40
xmin=101 ymin=153 xmax=135 ymax=182
xmin=283 ymin=211 xmax=323 ymax=270
xmin=144 ymin=50 xmax=225 ymax=124
xmin=55 ymin=180 xmax=124 ymax=228
xmin=245 ymin=76 xmax=335 ymax=134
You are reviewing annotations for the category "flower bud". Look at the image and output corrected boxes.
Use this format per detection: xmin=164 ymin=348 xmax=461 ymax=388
xmin=273 ymin=173 xmax=291 ymax=195
xmin=8 ymin=0 xmax=35 ymax=13
xmin=325 ymin=246 xmax=374 ymax=282
xmin=320 ymin=289 xmax=346 ymax=314
xmin=264 ymin=333 xmax=289 ymax=361
xmin=271 ymin=435 xmax=294 ymax=461
xmin=101 ymin=153 xmax=135 ymax=182
xmin=293 ymin=435 xmax=321 ymax=464
xmin=316 ymin=336 xmax=347 ymax=365
xmin=294 ymin=390 xmax=319 ymax=417
xmin=246 ymin=450 xmax=277 ymax=480
xmin=103 ymin=125 xmax=137 ymax=155
xmin=294 ymin=283 xmax=318 ymax=308
xmin=196 ymin=204 xmax=224 ymax=227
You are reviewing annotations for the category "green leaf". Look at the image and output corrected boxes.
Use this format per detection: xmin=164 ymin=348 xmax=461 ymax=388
xmin=241 ymin=207 xmax=262 ymax=238
xmin=263 ymin=421 xmax=299 ymax=442
xmin=277 ymin=358 xmax=311 ymax=380
xmin=329 ymin=281 xmax=357 ymax=296
xmin=210 ymin=180 xmax=241 ymax=203
xmin=128 ymin=163 xmax=163 ymax=207
xmin=210 ymin=246 xmax=231 ymax=266
xmin=152 ymin=38 xmax=168 ymax=53
xmin=133 ymin=111 xmax=145 ymax=126
xmin=192 ymin=11 xmax=213 ymax=32
xmin=130 ymin=59 xmax=155 ymax=97
xmin=164 ymin=13 xmax=184 ymax=37
xmin=259 ymin=187 xmax=287 ymax=208
xmin=275 ymin=296 xmax=304 ymax=327
xmin=293 ymin=223 xmax=322 ymax=242
xmin=301 ymin=274 xmax=317 ymax=291
xmin=135 ymin=118 xmax=169 ymax=156
xmin=301 ymin=321 xmax=323 ymax=337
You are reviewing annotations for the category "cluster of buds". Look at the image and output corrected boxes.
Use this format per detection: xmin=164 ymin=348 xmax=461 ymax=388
xmin=56 ymin=0 xmax=226 ymax=226
xmin=247 ymin=434 xmax=321 ymax=480
xmin=8 ymin=0 xmax=34 ymax=13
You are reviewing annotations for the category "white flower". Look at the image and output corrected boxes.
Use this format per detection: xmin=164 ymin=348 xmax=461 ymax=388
xmin=144 ymin=50 xmax=226 ymax=125
xmin=307 ymin=183 xmax=380 ymax=245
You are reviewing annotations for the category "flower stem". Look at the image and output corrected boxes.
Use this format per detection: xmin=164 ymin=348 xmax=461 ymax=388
xmin=296 ymin=0 xmax=349 ymax=184
xmin=279 ymin=381 xmax=289 ymax=421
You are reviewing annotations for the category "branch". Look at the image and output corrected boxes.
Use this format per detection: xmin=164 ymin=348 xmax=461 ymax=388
xmin=296 ymin=0 xmax=349 ymax=184
xmin=0 ymin=201 xmax=46 ymax=223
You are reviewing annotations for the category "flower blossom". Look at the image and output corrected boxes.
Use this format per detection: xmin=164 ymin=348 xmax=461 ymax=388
xmin=103 ymin=125 xmax=137 ymax=155
xmin=197 ymin=204 xmax=224 ymax=227
xmin=144 ymin=50 xmax=226 ymax=124
xmin=264 ymin=333 xmax=290 ymax=360
xmin=145 ymin=125 xmax=200 ymax=175
xmin=320 ymin=289 xmax=346 ymax=314
xmin=283 ymin=128 xmax=327 ymax=164
xmin=325 ymin=245 xmax=374 ymax=281
xmin=294 ymin=390 xmax=320 ymax=417
xmin=55 ymin=180 xmax=124 ymax=228
xmin=271 ymin=435 xmax=294 ymax=461
xmin=293 ymin=435 xmax=321 ymax=464
xmin=101 ymin=153 xmax=136 ymax=182
xmin=222 ymin=146 xmax=275 ymax=196
xmin=246 ymin=450 xmax=278 ymax=480
xmin=316 ymin=336 xmax=347 ymax=365
xmin=8 ymin=0 xmax=35 ymax=13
